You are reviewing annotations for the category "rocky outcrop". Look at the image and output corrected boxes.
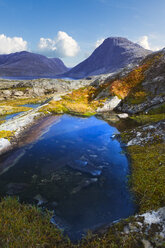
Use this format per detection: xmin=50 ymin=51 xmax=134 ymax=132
xmin=117 ymin=50 xmax=165 ymax=114
xmin=0 ymin=78 xmax=92 ymax=100
xmin=124 ymin=120 xmax=165 ymax=146
xmin=97 ymin=96 xmax=121 ymax=112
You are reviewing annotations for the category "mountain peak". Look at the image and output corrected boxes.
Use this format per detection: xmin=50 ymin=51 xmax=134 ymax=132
xmin=63 ymin=36 xmax=151 ymax=79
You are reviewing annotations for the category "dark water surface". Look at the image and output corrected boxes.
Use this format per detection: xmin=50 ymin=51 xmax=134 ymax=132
xmin=0 ymin=115 xmax=135 ymax=240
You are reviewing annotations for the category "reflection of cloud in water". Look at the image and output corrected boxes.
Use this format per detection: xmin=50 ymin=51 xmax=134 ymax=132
xmin=0 ymin=149 xmax=26 ymax=175
xmin=0 ymin=116 xmax=61 ymax=175
xmin=18 ymin=115 xmax=61 ymax=146
xmin=47 ymin=115 xmax=110 ymax=137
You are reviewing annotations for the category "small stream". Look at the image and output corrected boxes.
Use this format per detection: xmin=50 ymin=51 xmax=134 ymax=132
xmin=0 ymin=114 xmax=135 ymax=240
xmin=0 ymin=103 xmax=40 ymax=121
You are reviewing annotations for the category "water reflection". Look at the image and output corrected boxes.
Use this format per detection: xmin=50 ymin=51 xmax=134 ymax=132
xmin=0 ymin=114 xmax=135 ymax=240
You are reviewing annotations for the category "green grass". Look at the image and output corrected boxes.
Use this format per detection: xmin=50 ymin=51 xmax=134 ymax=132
xmin=0 ymin=197 xmax=71 ymax=248
xmin=0 ymin=197 xmax=148 ymax=248
xmin=127 ymin=142 xmax=165 ymax=213
xmin=131 ymin=113 xmax=165 ymax=124
xmin=0 ymin=130 xmax=15 ymax=140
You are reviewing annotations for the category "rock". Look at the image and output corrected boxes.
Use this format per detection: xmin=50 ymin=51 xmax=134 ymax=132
xmin=97 ymin=112 xmax=120 ymax=123
xmin=142 ymin=240 xmax=153 ymax=248
xmin=97 ymin=96 xmax=121 ymax=112
xmin=75 ymin=160 xmax=88 ymax=166
xmin=68 ymin=160 xmax=102 ymax=176
xmin=71 ymin=178 xmax=98 ymax=194
xmin=117 ymin=113 xmax=129 ymax=119
xmin=2 ymin=90 xmax=12 ymax=97
xmin=6 ymin=182 xmax=29 ymax=195
xmin=14 ymin=91 xmax=24 ymax=97
xmin=126 ymin=120 xmax=165 ymax=146
xmin=33 ymin=194 xmax=47 ymax=206
xmin=0 ymin=138 xmax=11 ymax=155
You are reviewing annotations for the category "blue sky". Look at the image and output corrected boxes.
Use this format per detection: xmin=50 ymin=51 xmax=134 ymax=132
xmin=0 ymin=0 xmax=165 ymax=66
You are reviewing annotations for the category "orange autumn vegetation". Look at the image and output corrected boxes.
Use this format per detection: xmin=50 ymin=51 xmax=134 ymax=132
xmin=41 ymin=86 xmax=104 ymax=116
xmin=110 ymin=53 xmax=163 ymax=99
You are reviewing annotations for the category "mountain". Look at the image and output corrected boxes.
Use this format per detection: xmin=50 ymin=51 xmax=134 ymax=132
xmin=0 ymin=51 xmax=68 ymax=77
xmin=63 ymin=37 xmax=152 ymax=79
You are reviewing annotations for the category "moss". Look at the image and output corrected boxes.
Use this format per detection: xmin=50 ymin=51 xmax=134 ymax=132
xmin=127 ymin=142 xmax=165 ymax=213
xmin=0 ymin=196 xmax=146 ymax=248
xmin=131 ymin=113 xmax=165 ymax=124
xmin=127 ymin=91 xmax=148 ymax=105
xmin=0 ymin=97 xmax=46 ymax=116
xmin=12 ymin=86 xmax=33 ymax=92
xmin=0 ymin=120 xmax=5 ymax=125
xmin=0 ymin=130 xmax=15 ymax=140
xmin=147 ymin=103 xmax=165 ymax=115
xmin=0 ymin=97 xmax=46 ymax=107
xmin=0 ymin=105 xmax=32 ymax=116
xmin=0 ymin=197 xmax=71 ymax=248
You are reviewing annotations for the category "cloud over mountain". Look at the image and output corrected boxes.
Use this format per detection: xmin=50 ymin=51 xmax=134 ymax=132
xmin=0 ymin=34 xmax=28 ymax=54
xmin=38 ymin=31 xmax=80 ymax=58
xmin=95 ymin=38 xmax=105 ymax=48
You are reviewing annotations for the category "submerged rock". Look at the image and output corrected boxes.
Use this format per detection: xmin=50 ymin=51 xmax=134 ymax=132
xmin=33 ymin=194 xmax=47 ymax=206
xmin=71 ymin=178 xmax=98 ymax=194
xmin=68 ymin=159 xmax=102 ymax=176
xmin=6 ymin=182 xmax=29 ymax=195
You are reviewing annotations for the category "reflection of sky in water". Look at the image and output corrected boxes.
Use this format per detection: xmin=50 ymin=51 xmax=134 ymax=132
xmin=20 ymin=103 xmax=40 ymax=108
xmin=0 ymin=112 xmax=23 ymax=121
xmin=0 ymin=103 xmax=40 ymax=121
xmin=0 ymin=114 xmax=135 ymax=240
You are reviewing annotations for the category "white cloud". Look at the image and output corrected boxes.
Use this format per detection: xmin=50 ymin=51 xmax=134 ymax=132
xmin=95 ymin=38 xmax=105 ymax=48
xmin=38 ymin=31 xmax=80 ymax=58
xmin=137 ymin=35 xmax=163 ymax=51
xmin=0 ymin=34 xmax=27 ymax=54
xmin=138 ymin=36 xmax=150 ymax=50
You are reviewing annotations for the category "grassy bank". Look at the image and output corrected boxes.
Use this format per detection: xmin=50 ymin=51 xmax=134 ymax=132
xmin=0 ymin=97 xmax=47 ymax=117
xmin=0 ymin=197 xmax=71 ymax=248
xmin=40 ymin=87 xmax=103 ymax=116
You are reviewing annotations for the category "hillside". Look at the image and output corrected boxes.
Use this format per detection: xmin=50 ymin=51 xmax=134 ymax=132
xmin=63 ymin=37 xmax=151 ymax=79
xmin=0 ymin=51 xmax=68 ymax=77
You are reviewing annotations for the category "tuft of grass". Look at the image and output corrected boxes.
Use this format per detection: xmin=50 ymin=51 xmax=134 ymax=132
xmin=131 ymin=113 xmax=165 ymax=124
xmin=40 ymin=87 xmax=103 ymax=116
xmin=0 ymin=105 xmax=31 ymax=116
xmin=147 ymin=103 xmax=165 ymax=115
xmin=0 ymin=97 xmax=46 ymax=107
xmin=127 ymin=142 xmax=165 ymax=213
xmin=0 ymin=197 xmax=71 ymax=248
xmin=0 ymin=130 xmax=15 ymax=140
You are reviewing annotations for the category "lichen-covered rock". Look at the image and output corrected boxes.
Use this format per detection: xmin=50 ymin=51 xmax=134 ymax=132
xmin=97 ymin=96 xmax=121 ymax=112
xmin=121 ymin=120 xmax=165 ymax=146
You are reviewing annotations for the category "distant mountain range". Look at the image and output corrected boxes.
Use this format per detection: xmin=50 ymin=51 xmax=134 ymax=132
xmin=0 ymin=51 xmax=68 ymax=78
xmin=0 ymin=37 xmax=152 ymax=79
xmin=63 ymin=37 xmax=152 ymax=79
